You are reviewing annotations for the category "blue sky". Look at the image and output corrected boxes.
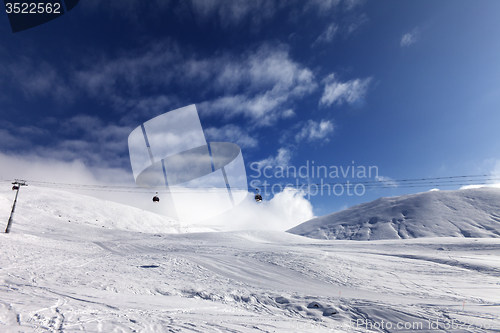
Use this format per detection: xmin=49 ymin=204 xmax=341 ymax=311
xmin=1 ymin=0 xmax=500 ymax=218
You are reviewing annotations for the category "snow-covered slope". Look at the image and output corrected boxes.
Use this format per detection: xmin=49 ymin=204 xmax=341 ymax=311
xmin=0 ymin=185 xmax=192 ymax=234
xmin=1 ymin=186 xmax=499 ymax=332
xmin=288 ymin=188 xmax=500 ymax=240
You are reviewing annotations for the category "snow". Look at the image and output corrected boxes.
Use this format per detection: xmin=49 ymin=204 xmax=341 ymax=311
xmin=288 ymin=187 xmax=500 ymax=240
xmin=1 ymin=186 xmax=499 ymax=332
xmin=0 ymin=186 xmax=214 ymax=235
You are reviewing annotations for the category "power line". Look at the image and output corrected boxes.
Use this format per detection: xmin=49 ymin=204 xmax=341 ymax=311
xmin=14 ymin=174 xmax=500 ymax=193
xmin=23 ymin=173 xmax=495 ymax=187
xmin=253 ymin=176 xmax=500 ymax=188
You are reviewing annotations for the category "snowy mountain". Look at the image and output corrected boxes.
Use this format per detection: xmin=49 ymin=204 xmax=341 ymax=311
xmin=1 ymin=186 xmax=499 ymax=332
xmin=288 ymin=188 xmax=500 ymax=240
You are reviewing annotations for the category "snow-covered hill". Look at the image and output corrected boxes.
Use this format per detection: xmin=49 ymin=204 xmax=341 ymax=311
xmin=1 ymin=186 xmax=499 ymax=332
xmin=288 ymin=188 xmax=500 ymax=240
xmin=0 ymin=185 xmax=198 ymax=234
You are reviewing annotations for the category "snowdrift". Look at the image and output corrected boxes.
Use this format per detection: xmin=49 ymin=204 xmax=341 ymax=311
xmin=287 ymin=188 xmax=500 ymax=240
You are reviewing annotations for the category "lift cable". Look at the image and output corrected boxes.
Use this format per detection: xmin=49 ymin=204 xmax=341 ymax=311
xmin=6 ymin=174 xmax=497 ymax=193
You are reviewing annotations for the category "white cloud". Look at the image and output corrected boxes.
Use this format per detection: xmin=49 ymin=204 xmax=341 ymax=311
xmin=319 ymin=73 xmax=372 ymax=107
xmin=491 ymin=161 xmax=500 ymax=177
xmin=460 ymin=160 xmax=500 ymax=190
xmin=2 ymin=42 xmax=316 ymax=127
xmin=344 ymin=0 xmax=365 ymax=11
xmin=77 ymin=0 xmax=365 ymax=32
xmin=310 ymin=12 xmax=367 ymax=41
xmin=186 ymin=0 xmax=364 ymax=30
xmin=0 ymin=42 xmax=181 ymax=113
xmin=71 ymin=42 xmax=317 ymax=126
xmin=346 ymin=13 xmax=368 ymax=34
xmin=0 ymin=116 xmax=132 ymax=170
xmin=255 ymin=148 xmax=292 ymax=169
xmin=282 ymin=109 xmax=296 ymax=118
xmin=202 ymin=188 xmax=315 ymax=231
xmin=375 ymin=175 xmax=398 ymax=187
xmin=313 ymin=23 xmax=339 ymax=46
xmin=74 ymin=41 xmax=180 ymax=100
xmin=0 ymin=152 xmax=314 ymax=231
xmin=459 ymin=182 xmax=500 ymax=190
xmin=295 ymin=120 xmax=334 ymax=142
xmin=204 ymin=125 xmax=258 ymax=148
xmin=338 ymin=204 xmax=349 ymax=211
xmin=199 ymin=45 xmax=317 ymax=126
xmin=112 ymin=95 xmax=179 ymax=125
xmin=81 ymin=0 xmax=171 ymax=20
xmin=0 ymin=152 xmax=132 ymax=186
xmin=459 ymin=184 xmax=485 ymax=190
xmin=401 ymin=27 xmax=420 ymax=47
xmin=3 ymin=58 xmax=73 ymax=103
xmin=186 ymin=0 xmax=277 ymax=28
xmin=306 ymin=0 xmax=341 ymax=14
xmin=0 ymin=129 xmax=31 ymax=149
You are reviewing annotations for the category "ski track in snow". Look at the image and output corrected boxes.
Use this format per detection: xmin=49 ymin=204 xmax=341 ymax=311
xmin=0 ymin=187 xmax=499 ymax=332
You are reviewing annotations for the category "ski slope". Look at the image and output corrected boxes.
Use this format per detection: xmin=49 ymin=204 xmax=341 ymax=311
xmin=288 ymin=188 xmax=500 ymax=240
xmin=1 ymin=186 xmax=499 ymax=332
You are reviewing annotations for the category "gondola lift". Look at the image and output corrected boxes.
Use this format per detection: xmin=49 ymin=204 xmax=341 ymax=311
xmin=152 ymin=192 xmax=160 ymax=203
xmin=254 ymin=189 xmax=262 ymax=203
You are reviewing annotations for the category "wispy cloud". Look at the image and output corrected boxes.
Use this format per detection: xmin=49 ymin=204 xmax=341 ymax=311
xmin=0 ymin=151 xmax=132 ymax=185
xmin=76 ymin=43 xmax=315 ymax=125
xmin=281 ymin=109 xmax=296 ymax=118
xmin=0 ymin=40 xmax=316 ymax=127
xmin=460 ymin=160 xmax=500 ymax=190
xmin=346 ymin=13 xmax=368 ymax=35
xmin=199 ymin=45 xmax=317 ymax=126
xmin=306 ymin=0 xmax=341 ymax=14
xmin=204 ymin=124 xmax=258 ymax=149
xmin=74 ymin=41 xmax=180 ymax=100
xmin=184 ymin=0 xmax=363 ymax=30
xmin=184 ymin=0 xmax=277 ymax=28
xmin=81 ymin=0 xmax=171 ymax=21
xmin=255 ymin=148 xmax=292 ymax=169
xmin=2 ymin=58 xmax=73 ymax=103
xmin=401 ymin=27 xmax=420 ymax=47
xmin=110 ymin=95 xmax=179 ymax=125
xmin=80 ymin=0 xmax=365 ymax=32
xmin=344 ymin=0 xmax=365 ymax=11
xmin=295 ymin=120 xmax=334 ymax=142
xmin=0 ymin=129 xmax=31 ymax=150
xmin=319 ymin=73 xmax=372 ymax=107
xmin=313 ymin=23 xmax=339 ymax=46
xmin=375 ymin=175 xmax=398 ymax=187
xmin=0 ymin=116 xmax=132 ymax=170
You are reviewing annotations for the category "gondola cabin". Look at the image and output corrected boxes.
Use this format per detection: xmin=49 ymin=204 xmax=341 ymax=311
xmin=254 ymin=189 xmax=262 ymax=203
